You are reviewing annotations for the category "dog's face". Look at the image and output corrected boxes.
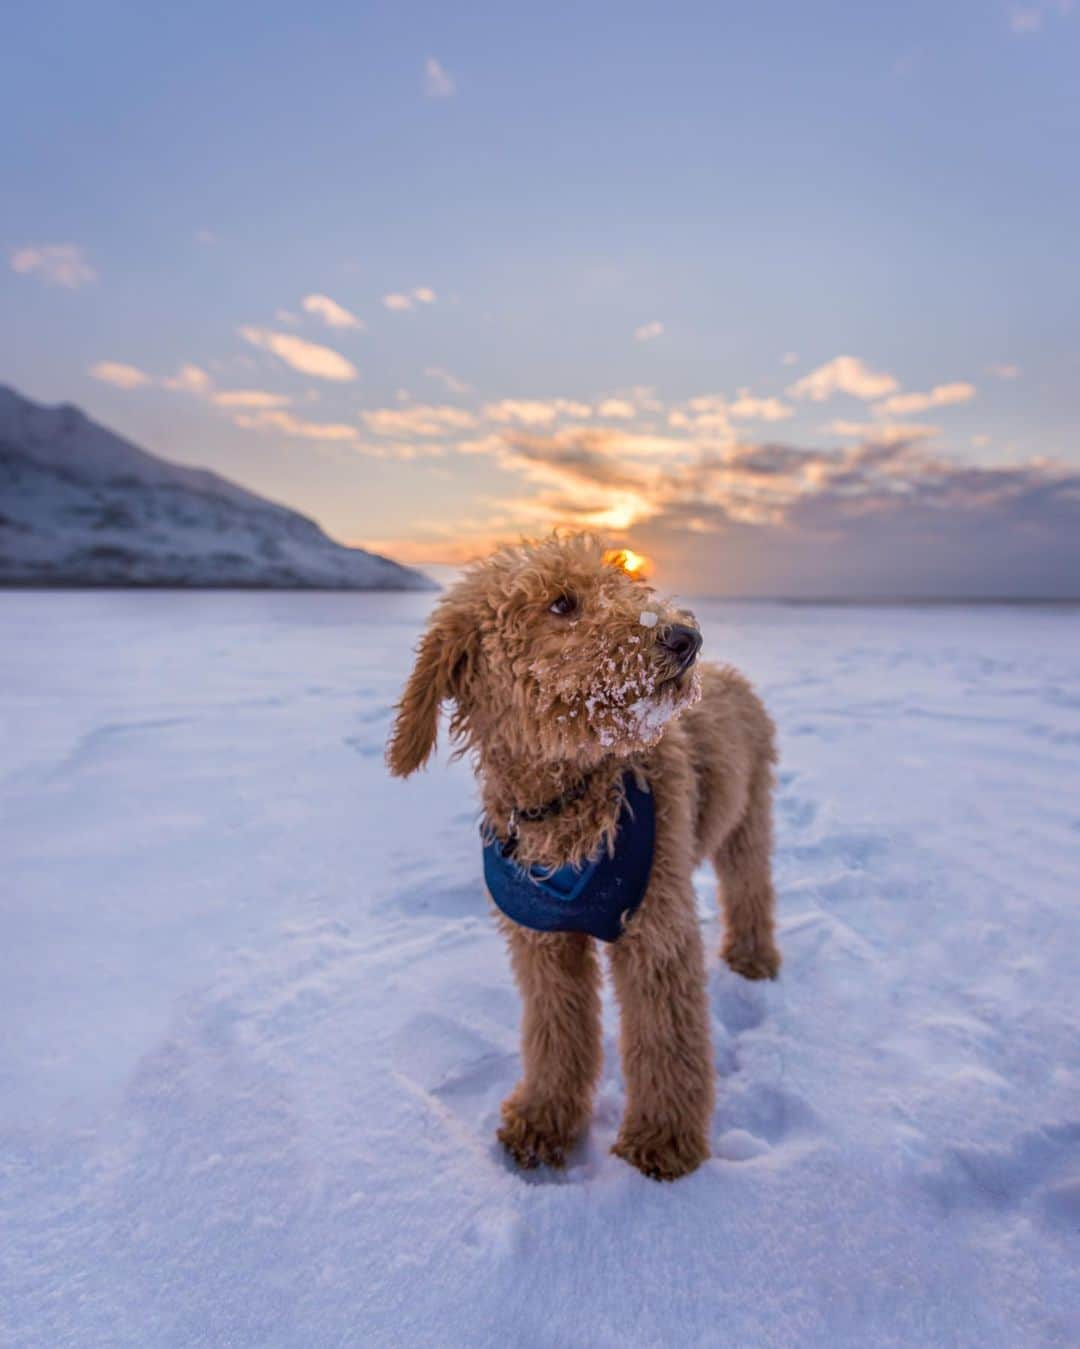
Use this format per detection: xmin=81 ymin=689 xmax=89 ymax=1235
xmin=387 ymin=534 xmax=702 ymax=775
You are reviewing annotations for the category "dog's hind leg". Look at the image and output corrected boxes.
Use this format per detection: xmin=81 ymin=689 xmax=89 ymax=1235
xmin=497 ymin=927 xmax=602 ymax=1170
xmin=714 ymin=767 xmax=781 ymax=980
xmin=608 ymin=892 xmax=715 ymax=1181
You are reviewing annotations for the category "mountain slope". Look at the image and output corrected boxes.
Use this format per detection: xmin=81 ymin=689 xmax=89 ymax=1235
xmin=0 ymin=386 xmax=434 ymax=589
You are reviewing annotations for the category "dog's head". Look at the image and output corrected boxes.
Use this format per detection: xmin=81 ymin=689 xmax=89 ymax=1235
xmin=387 ymin=533 xmax=702 ymax=776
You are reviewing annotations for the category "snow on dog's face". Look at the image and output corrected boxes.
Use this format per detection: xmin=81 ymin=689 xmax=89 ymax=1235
xmin=387 ymin=534 xmax=702 ymax=775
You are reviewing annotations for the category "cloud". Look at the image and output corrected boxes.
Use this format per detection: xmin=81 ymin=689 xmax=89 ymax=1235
xmin=456 ymin=434 xmax=505 ymax=456
xmin=598 ymin=399 xmax=636 ymax=419
xmin=359 ymin=393 xmax=1080 ymax=595
xmin=425 ymin=366 xmax=471 ymax=394
xmin=636 ymin=449 xmax=1080 ymax=599
xmin=1009 ymin=2 xmax=1073 ymax=34
xmin=872 ymin=381 xmax=975 ymax=416
xmin=475 ymin=424 xmax=1080 ymax=597
xmin=239 ymin=327 xmax=357 ymax=380
xmin=424 ymin=57 xmax=456 ymax=98
xmin=362 ymin=404 xmax=477 ymax=437
xmin=825 ymin=420 xmax=941 ymax=443
xmin=89 ymin=361 xmax=151 ymax=390
xmin=453 ymin=425 xmax=695 ymax=533
xmin=622 ymin=385 xmax=664 ymax=413
xmin=1010 ymin=7 xmax=1043 ymax=32
xmin=669 ymin=395 xmax=732 ymax=438
xmin=212 ymin=390 xmax=292 ymax=409
xmin=355 ymin=441 xmax=448 ymax=462
xmin=474 ymin=422 xmax=897 ymax=531
xmin=728 ymin=392 xmax=794 ymax=422
xmin=781 ymin=352 xmax=800 ymax=366
xmin=506 ymin=428 xmax=687 ymax=464
xmin=162 ymin=364 xmax=213 ymax=395
xmin=788 ymin=355 xmax=899 ymax=402
xmin=484 ymin=398 xmax=592 ymax=426
xmin=87 ymin=363 xmax=306 ymax=420
xmin=91 ymin=359 xmax=212 ymax=396
xmin=987 ymin=363 xmax=1021 ymax=379
xmin=232 ymin=409 xmax=359 ymax=442
xmin=301 ymin=294 xmax=363 ymax=330
xmin=382 ymin=286 xmax=437 ymax=311
xmin=634 ymin=321 xmax=664 ymax=342
xmin=11 ymin=243 xmax=96 ymax=288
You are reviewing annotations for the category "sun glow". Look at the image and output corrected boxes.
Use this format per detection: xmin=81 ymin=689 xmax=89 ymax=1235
xmin=605 ymin=548 xmax=649 ymax=576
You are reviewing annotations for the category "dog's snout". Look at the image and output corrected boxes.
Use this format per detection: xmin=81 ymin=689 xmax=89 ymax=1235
xmin=659 ymin=623 xmax=703 ymax=671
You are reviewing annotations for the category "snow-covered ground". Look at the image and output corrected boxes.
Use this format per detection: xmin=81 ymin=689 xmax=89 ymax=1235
xmin=2 ymin=592 xmax=1078 ymax=1348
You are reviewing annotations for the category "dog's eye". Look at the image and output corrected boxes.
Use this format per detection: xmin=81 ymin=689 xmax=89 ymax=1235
xmin=548 ymin=593 xmax=578 ymax=617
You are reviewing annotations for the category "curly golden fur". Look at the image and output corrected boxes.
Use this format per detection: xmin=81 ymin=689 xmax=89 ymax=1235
xmin=388 ymin=533 xmax=780 ymax=1181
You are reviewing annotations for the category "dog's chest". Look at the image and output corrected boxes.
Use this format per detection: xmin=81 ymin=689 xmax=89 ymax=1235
xmin=482 ymin=774 xmax=655 ymax=942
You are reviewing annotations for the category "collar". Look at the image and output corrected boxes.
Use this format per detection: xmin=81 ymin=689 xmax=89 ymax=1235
xmin=499 ymin=770 xmax=596 ymax=858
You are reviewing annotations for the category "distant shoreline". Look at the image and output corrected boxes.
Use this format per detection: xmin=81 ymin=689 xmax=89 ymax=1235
xmin=767 ymin=596 xmax=1080 ymax=608
xmin=0 ymin=581 xmax=437 ymax=593
xmin=2 ymin=584 xmax=1076 ymax=606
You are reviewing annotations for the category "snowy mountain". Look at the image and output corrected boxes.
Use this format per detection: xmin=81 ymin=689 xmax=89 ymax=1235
xmin=0 ymin=385 xmax=435 ymax=589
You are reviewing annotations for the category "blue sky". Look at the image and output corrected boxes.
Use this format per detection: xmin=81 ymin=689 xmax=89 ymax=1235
xmin=3 ymin=0 xmax=1078 ymax=592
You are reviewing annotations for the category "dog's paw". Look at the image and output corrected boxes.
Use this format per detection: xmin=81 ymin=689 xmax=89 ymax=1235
xmin=612 ymin=1123 xmax=709 ymax=1182
xmin=497 ymin=1094 xmax=580 ymax=1171
xmin=722 ymin=936 xmax=781 ymax=981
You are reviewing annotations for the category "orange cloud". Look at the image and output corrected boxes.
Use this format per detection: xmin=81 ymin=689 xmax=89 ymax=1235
xmin=89 ymin=361 xmax=151 ymax=389
xmin=232 ymin=409 xmax=359 ymax=442
xmin=213 ymin=390 xmax=292 ymax=409
xmin=162 ymin=364 xmax=213 ymax=395
xmin=825 ymin=420 xmax=941 ymax=442
xmin=301 ymin=294 xmax=364 ymax=330
xmin=484 ymin=398 xmax=592 ymax=426
xmin=728 ymin=392 xmax=794 ymax=422
xmin=239 ymin=327 xmax=357 ymax=380
xmin=788 ymin=355 xmax=899 ymax=402
xmin=11 ymin=243 xmax=96 ymax=288
xmin=362 ymin=404 xmax=476 ymax=437
xmin=873 ymin=382 xmax=975 ymax=416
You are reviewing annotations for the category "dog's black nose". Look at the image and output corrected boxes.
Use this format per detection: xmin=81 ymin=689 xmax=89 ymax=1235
xmin=659 ymin=623 xmax=703 ymax=671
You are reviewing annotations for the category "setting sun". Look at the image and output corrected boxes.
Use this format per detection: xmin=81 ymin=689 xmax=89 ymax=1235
xmin=604 ymin=548 xmax=649 ymax=576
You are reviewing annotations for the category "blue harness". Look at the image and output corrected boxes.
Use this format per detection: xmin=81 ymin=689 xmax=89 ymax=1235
xmin=482 ymin=774 xmax=655 ymax=942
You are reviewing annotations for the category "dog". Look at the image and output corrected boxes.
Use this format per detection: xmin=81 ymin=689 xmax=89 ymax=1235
xmin=387 ymin=533 xmax=780 ymax=1181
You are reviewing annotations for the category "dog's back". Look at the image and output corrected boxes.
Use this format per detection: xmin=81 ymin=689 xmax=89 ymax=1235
xmin=670 ymin=662 xmax=777 ymax=866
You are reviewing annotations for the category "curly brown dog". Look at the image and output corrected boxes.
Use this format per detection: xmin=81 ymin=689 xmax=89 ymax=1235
xmin=387 ymin=533 xmax=780 ymax=1181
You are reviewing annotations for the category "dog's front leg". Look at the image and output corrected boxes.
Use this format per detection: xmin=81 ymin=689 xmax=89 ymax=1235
xmin=608 ymin=890 xmax=715 ymax=1181
xmin=497 ymin=926 xmax=602 ymax=1170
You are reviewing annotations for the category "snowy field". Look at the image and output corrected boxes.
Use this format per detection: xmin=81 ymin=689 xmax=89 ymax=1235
xmin=2 ymin=590 xmax=1079 ymax=1348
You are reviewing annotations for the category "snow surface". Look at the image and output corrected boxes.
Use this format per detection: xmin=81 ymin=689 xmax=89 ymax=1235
xmin=0 ymin=386 xmax=434 ymax=590
xmin=2 ymin=592 xmax=1079 ymax=1348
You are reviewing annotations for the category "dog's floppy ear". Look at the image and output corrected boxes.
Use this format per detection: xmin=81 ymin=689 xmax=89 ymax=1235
xmin=386 ymin=604 xmax=477 ymax=777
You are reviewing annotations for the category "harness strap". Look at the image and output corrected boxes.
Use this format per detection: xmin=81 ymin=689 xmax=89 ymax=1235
xmin=501 ymin=771 xmax=595 ymax=857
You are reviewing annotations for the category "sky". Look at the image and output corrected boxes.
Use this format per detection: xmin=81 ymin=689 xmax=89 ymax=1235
xmin=3 ymin=0 xmax=1078 ymax=595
